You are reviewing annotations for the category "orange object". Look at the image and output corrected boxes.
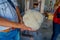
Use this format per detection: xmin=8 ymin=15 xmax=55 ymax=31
xmin=1 ymin=27 xmax=15 ymax=32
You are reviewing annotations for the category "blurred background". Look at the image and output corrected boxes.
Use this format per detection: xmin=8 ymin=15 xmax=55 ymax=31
xmin=16 ymin=0 xmax=60 ymax=40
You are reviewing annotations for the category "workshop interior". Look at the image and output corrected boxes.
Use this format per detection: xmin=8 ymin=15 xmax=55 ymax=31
xmin=17 ymin=0 xmax=60 ymax=40
xmin=0 ymin=0 xmax=60 ymax=40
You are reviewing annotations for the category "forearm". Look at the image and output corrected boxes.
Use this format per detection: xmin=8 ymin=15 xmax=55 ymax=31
xmin=16 ymin=6 xmax=22 ymax=22
xmin=0 ymin=18 xmax=22 ymax=28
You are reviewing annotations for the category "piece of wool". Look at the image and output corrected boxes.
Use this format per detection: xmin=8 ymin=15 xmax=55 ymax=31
xmin=23 ymin=10 xmax=44 ymax=30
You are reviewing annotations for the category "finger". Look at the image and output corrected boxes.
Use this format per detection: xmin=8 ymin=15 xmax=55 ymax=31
xmin=26 ymin=27 xmax=32 ymax=31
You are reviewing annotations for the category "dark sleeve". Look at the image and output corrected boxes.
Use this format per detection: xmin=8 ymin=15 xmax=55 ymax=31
xmin=11 ymin=0 xmax=18 ymax=7
xmin=56 ymin=6 xmax=60 ymax=18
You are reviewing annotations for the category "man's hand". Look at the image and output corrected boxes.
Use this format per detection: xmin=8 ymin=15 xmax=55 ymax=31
xmin=20 ymin=23 xmax=32 ymax=31
xmin=16 ymin=23 xmax=32 ymax=31
xmin=20 ymin=23 xmax=36 ymax=32
xmin=15 ymin=6 xmax=33 ymax=31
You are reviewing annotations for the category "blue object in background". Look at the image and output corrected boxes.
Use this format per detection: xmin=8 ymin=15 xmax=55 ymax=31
xmin=51 ymin=22 xmax=60 ymax=40
xmin=21 ymin=31 xmax=42 ymax=40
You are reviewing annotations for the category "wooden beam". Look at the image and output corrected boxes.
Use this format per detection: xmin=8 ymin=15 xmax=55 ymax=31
xmin=40 ymin=0 xmax=45 ymax=13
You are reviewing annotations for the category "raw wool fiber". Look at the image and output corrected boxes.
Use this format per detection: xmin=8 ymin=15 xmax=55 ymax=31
xmin=23 ymin=10 xmax=44 ymax=30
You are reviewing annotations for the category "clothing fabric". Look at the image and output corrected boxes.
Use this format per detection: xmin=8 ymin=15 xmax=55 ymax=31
xmin=0 ymin=0 xmax=18 ymax=31
xmin=52 ymin=6 xmax=60 ymax=40
xmin=11 ymin=0 xmax=18 ymax=7
xmin=0 ymin=0 xmax=20 ymax=40
xmin=51 ymin=22 xmax=60 ymax=40
xmin=0 ymin=29 xmax=20 ymax=40
xmin=53 ymin=6 xmax=60 ymax=24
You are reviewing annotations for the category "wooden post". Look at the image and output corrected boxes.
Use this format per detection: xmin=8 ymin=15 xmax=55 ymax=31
xmin=25 ymin=0 xmax=27 ymax=11
xmin=25 ymin=0 xmax=30 ymax=11
xmin=29 ymin=0 xmax=33 ymax=9
xmin=38 ymin=0 xmax=41 ymax=12
xmin=40 ymin=0 xmax=45 ymax=13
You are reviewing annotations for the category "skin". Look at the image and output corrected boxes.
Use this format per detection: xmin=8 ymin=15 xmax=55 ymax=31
xmin=0 ymin=6 xmax=32 ymax=31
xmin=54 ymin=3 xmax=60 ymax=13
xmin=16 ymin=6 xmax=32 ymax=31
xmin=58 ymin=3 xmax=60 ymax=6
xmin=54 ymin=6 xmax=58 ymax=11
xmin=16 ymin=6 xmax=22 ymax=23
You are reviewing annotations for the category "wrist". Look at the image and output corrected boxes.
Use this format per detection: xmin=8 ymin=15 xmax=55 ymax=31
xmin=15 ymin=23 xmax=24 ymax=29
xmin=12 ymin=23 xmax=20 ymax=28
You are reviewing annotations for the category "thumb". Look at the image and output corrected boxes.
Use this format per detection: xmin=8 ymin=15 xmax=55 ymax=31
xmin=27 ymin=27 xmax=32 ymax=31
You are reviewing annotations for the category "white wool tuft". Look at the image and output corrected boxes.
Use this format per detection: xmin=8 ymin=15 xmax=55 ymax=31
xmin=23 ymin=10 xmax=44 ymax=30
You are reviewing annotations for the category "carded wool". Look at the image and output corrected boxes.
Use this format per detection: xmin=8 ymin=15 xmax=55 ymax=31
xmin=23 ymin=10 xmax=44 ymax=30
